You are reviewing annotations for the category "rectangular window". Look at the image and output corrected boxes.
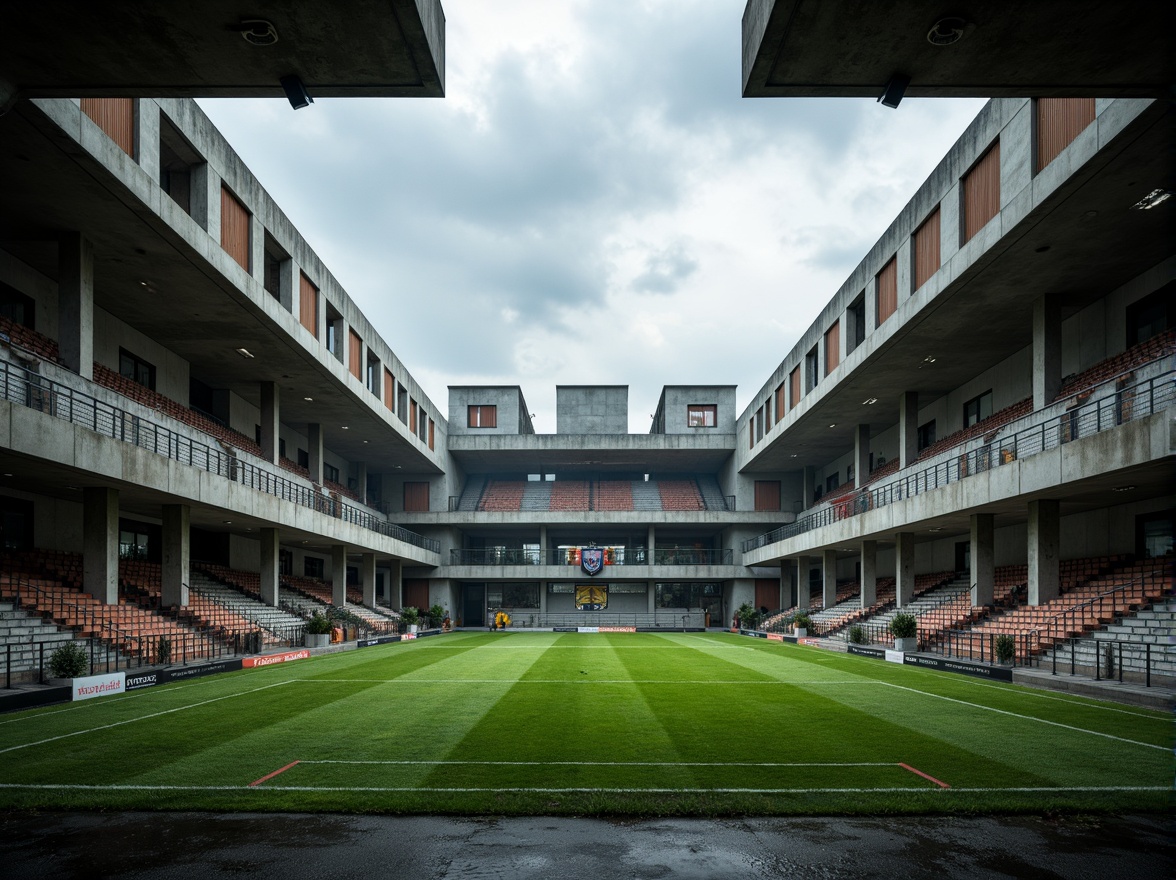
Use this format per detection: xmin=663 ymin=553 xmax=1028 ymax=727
xmin=299 ymin=272 xmax=318 ymax=337
xmin=366 ymin=353 xmax=381 ymax=396
xmin=398 ymin=384 xmax=408 ymax=424
xmin=262 ymin=232 xmax=286 ymax=302
xmin=468 ymin=404 xmax=498 ymax=428
xmin=963 ymin=140 xmax=1000 ymax=243
xmin=824 ymin=320 xmax=840 ymax=375
xmin=428 ymin=419 xmax=435 ymax=450
xmin=326 ymin=310 xmax=343 ymax=360
xmin=774 ymin=384 xmax=784 ymax=423
xmin=1036 ymin=98 xmax=1095 ymax=172
xmin=754 ymin=480 xmax=781 ymax=512
xmin=158 ymin=114 xmax=196 ymax=216
xmin=755 ymin=406 xmax=764 ymax=441
xmin=963 ymin=390 xmax=993 ymax=428
xmin=847 ymin=295 xmax=866 ymax=352
xmin=1126 ymin=283 xmax=1174 ymax=347
xmin=384 ymin=368 xmax=395 ymax=410
xmin=687 ymin=404 xmax=716 ymax=428
xmin=348 ymin=328 xmax=362 ymax=380
xmin=324 ymin=463 xmax=340 ymax=484
xmin=825 ymin=473 xmax=840 ymax=493
xmin=749 ymin=422 xmax=754 ymax=450
xmin=418 ymin=408 xmax=429 ymax=442
xmin=403 ymin=481 xmax=430 ymax=512
xmin=118 ymin=348 xmax=156 ymax=390
xmin=304 ymin=556 xmax=324 ymax=579
xmin=81 ymin=98 xmax=134 ymax=157
xmin=789 ymin=366 xmax=801 ymax=409
xmin=913 ymin=206 xmax=941 ymax=290
xmin=876 ymin=256 xmax=898 ymax=325
xmin=805 ymin=347 xmax=819 ymax=392
xmin=917 ymin=420 xmax=936 ymax=452
xmin=0 ymin=282 xmax=35 ymax=329
xmin=297 ymin=448 xmax=309 ymax=469
xmin=219 ymin=185 xmax=251 ymax=272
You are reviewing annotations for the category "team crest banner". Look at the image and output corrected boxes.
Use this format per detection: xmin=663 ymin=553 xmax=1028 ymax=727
xmin=580 ymin=547 xmax=604 ymax=576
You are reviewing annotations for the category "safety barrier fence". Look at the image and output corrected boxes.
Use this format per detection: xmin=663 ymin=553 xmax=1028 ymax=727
xmin=449 ymin=548 xmax=734 ymax=566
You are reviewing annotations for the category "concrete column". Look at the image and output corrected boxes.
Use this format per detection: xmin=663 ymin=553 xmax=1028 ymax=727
xmin=970 ymin=513 xmax=995 ymax=606
xmin=260 ymin=527 xmax=280 ymax=606
xmin=895 ymin=532 xmax=915 ymax=608
xmin=1028 ymin=500 xmax=1060 ymax=605
xmin=279 ymin=257 xmax=296 ymax=313
xmin=58 ymin=232 xmax=94 ymax=380
xmin=250 ymin=214 xmax=265 ymax=282
xmin=899 ymin=391 xmax=918 ymax=468
xmin=802 ymin=467 xmax=816 ymax=511
xmin=307 ymin=422 xmax=324 ymax=484
xmin=389 ymin=559 xmax=403 ymax=610
xmin=822 ymin=548 xmax=838 ymax=609
xmin=189 ymin=162 xmax=218 ymax=236
xmin=797 ymin=557 xmax=813 ymax=610
xmin=361 ymin=553 xmax=376 ymax=607
xmin=138 ymin=99 xmax=160 ymax=183
xmin=539 ymin=525 xmax=548 ymax=564
xmin=860 ymin=540 xmax=877 ymax=607
xmin=854 ymin=424 xmax=871 ymax=488
xmin=647 ymin=581 xmax=656 ymax=614
xmin=160 ymin=504 xmax=189 ymax=608
xmin=1033 ymin=294 xmax=1062 ymax=410
xmin=82 ymin=487 xmax=118 ymax=604
xmin=865 ymin=276 xmax=878 ymax=332
xmin=331 ymin=544 xmax=347 ymax=607
xmin=357 ymin=461 xmax=368 ymax=505
xmin=259 ymin=381 xmax=280 ymax=464
xmin=647 ymin=525 xmax=656 ymax=565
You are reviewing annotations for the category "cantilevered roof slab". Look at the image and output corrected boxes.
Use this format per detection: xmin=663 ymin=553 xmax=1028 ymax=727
xmin=742 ymin=0 xmax=1173 ymax=99
xmin=1 ymin=0 xmax=444 ymax=100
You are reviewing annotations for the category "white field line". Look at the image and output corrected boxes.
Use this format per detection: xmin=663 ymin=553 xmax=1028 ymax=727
xmin=300 ymin=760 xmax=894 ymax=767
xmin=0 ymin=680 xmax=292 ymax=755
xmin=287 ymin=679 xmax=878 ymax=685
xmin=0 ymin=783 xmax=1166 ymax=794
xmin=878 ymin=681 xmax=1168 ymax=752
xmin=0 ymin=678 xmax=224 ymax=726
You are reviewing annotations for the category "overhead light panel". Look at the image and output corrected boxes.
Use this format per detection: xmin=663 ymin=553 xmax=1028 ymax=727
xmin=236 ymin=348 xmax=254 ymax=359
xmin=1131 ymin=188 xmax=1172 ymax=210
xmin=878 ymin=73 xmax=910 ymax=109
xmin=280 ymin=75 xmax=314 ymax=110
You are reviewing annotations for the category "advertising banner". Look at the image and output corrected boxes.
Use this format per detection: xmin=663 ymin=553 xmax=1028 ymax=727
xmin=72 ymin=672 xmax=125 ymax=701
xmin=241 ymin=649 xmax=311 ymax=668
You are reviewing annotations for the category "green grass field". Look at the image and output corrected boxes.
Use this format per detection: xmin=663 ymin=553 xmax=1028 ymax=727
xmin=1 ymin=632 xmax=1171 ymax=816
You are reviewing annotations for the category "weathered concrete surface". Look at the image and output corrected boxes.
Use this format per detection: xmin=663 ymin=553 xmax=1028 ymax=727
xmin=0 ymin=811 xmax=1170 ymax=879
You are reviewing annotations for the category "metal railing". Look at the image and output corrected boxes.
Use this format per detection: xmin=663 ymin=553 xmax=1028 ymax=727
xmin=744 ymin=369 xmax=1174 ymax=552
xmin=0 ymin=358 xmax=439 ymax=553
xmin=488 ymin=610 xmax=706 ymax=629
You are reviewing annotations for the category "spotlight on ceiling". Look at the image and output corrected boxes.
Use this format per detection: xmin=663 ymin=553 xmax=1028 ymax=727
xmin=926 ymin=17 xmax=969 ymax=46
xmin=878 ymin=73 xmax=910 ymax=109
xmin=239 ymin=19 xmax=279 ymax=46
xmin=1131 ymin=188 xmax=1172 ymax=210
xmin=280 ymin=75 xmax=314 ymax=110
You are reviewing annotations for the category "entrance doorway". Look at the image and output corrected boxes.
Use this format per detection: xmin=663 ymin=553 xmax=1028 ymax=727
xmin=463 ymin=584 xmax=486 ymax=627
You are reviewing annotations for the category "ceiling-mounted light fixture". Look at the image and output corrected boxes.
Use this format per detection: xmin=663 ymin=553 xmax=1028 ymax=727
xmin=280 ymin=75 xmax=314 ymax=110
xmin=878 ymin=73 xmax=910 ymax=109
xmin=926 ymin=17 xmax=969 ymax=46
xmin=239 ymin=19 xmax=279 ymax=46
xmin=1131 ymin=188 xmax=1172 ymax=210
xmin=235 ymin=348 xmax=254 ymax=359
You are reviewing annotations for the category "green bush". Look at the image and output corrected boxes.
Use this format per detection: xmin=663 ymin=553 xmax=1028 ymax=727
xmin=995 ymin=633 xmax=1016 ymax=665
xmin=48 ymin=641 xmax=88 ymax=678
xmin=400 ymin=606 xmax=420 ymax=626
xmin=736 ymin=602 xmax=760 ymax=630
xmin=849 ymin=624 xmax=866 ymax=645
xmin=157 ymin=636 xmax=171 ymax=665
xmin=889 ymin=613 xmax=917 ymax=639
xmin=305 ymin=611 xmax=333 ymax=635
xmin=428 ymin=604 xmax=446 ymax=628
xmin=792 ymin=612 xmax=812 ymax=632
xmin=1103 ymin=642 xmax=1115 ymax=678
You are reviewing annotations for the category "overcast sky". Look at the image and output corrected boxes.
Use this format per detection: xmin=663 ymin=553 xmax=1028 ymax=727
xmin=197 ymin=1 xmax=985 ymax=434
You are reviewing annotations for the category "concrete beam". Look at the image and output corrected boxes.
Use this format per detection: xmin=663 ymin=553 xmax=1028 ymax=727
xmin=82 ymin=487 xmax=117 ymax=604
xmin=389 ymin=559 xmax=402 ymax=610
xmin=1033 ymin=294 xmax=1062 ymax=410
xmin=970 ymin=513 xmax=995 ymax=606
xmin=260 ymin=527 xmax=280 ymax=607
xmin=356 ymin=461 xmax=368 ymax=505
xmin=260 ymin=381 xmax=279 ymax=464
xmin=161 ymin=504 xmax=189 ymax=608
xmin=899 ymin=391 xmax=918 ymax=469
xmin=860 ymin=540 xmax=877 ymax=607
xmin=361 ymin=552 xmax=376 ymax=607
xmin=822 ymin=548 xmax=837 ymax=609
xmin=895 ymin=532 xmax=915 ymax=608
xmin=58 ymin=232 xmax=94 ymax=380
xmin=1028 ymin=500 xmax=1060 ymax=605
xmin=308 ymin=422 xmax=324 ymax=484
xmin=854 ymin=424 xmax=870 ymax=489
xmin=796 ymin=557 xmax=812 ymax=610
xmin=802 ymin=466 xmax=816 ymax=511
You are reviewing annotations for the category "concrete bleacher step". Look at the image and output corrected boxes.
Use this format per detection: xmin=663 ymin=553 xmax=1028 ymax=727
xmin=458 ymin=475 xmax=487 ymax=512
xmin=630 ymin=480 xmax=663 ymax=511
xmin=521 ymin=480 xmax=552 ymax=511
xmin=695 ymin=476 xmax=728 ymax=511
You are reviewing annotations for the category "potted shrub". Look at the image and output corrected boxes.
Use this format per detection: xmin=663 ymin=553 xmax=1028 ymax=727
xmin=157 ymin=636 xmax=172 ymax=665
xmin=47 ymin=640 xmax=88 ymax=683
xmin=793 ymin=612 xmax=812 ymax=638
xmin=428 ymin=603 xmax=446 ymax=630
xmin=304 ymin=611 xmax=333 ymax=648
xmin=889 ymin=612 xmax=917 ymax=652
xmin=736 ymin=602 xmax=760 ymax=631
xmin=994 ymin=633 xmax=1016 ymax=666
xmin=849 ymin=624 xmax=866 ymax=645
xmin=401 ymin=606 xmax=420 ymax=634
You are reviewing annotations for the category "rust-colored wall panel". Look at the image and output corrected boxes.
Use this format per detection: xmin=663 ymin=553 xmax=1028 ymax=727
xmin=876 ymin=257 xmax=898 ymax=325
xmin=913 ymin=206 xmax=941 ymax=290
xmin=410 ymin=400 xmax=418 ymax=433
xmin=1037 ymin=98 xmax=1095 ymax=172
xmin=348 ymin=329 xmax=362 ymax=379
xmin=403 ymin=578 xmax=429 ymax=608
xmin=824 ymin=320 xmax=840 ymax=375
xmin=754 ymin=480 xmax=781 ymax=512
xmin=384 ymin=368 xmax=395 ymax=410
xmin=774 ymin=384 xmax=784 ymax=423
xmin=754 ymin=579 xmax=779 ymax=610
xmin=403 ymin=482 xmax=430 ymax=512
xmin=963 ymin=141 xmax=1000 ymax=243
xmin=428 ymin=419 xmax=435 ymax=450
xmin=299 ymin=272 xmax=318 ymax=337
xmin=220 ymin=185 xmax=250 ymax=271
xmin=81 ymin=98 xmax=134 ymax=157
xmin=789 ymin=366 xmax=801 ymax=409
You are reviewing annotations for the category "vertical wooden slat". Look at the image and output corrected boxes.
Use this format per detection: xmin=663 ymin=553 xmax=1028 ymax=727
xmin=403 ymin=484 xmax=429 ymax=512
xmin=348 ymin=329 xmax=362 ymax=379
xmin=428 ymin=419 xmax=435 ymax=450
xmin=774 ymin=384 xmax=784 ymax=423
xmin=754 ymin=480 xmax=781 ymax=511
xmin=410 ymin=400 xmax=417 ymax=434
xmin=219 ymin=185 xmax=250 ymax=271
xmin=789 ymin=366 xmax=801 ymax=409
xmin=299 ymin=272 xmax=318 ymax=337
xmin=824 ymin=320 xmax=840 ymax=375
xmin=81 ymin=98 xmax=134 ymax=157
xmin=384 ymin=368 xmax=395 ymax=410
xmin=963 ymin=141 xmax=1001 ymax=243
xmin=876 ymin=257 xmax=898 ymax=324
xmin=1036 ymin=98 xmax=1095 ymax=172
xmin=913 ymin=206 xmax=941 ymax=290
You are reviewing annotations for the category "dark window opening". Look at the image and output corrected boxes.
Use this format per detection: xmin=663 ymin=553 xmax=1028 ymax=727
xmin=324 ymin=463 xmax=340 ymax=484
xmin=297 ymin=448 xmax=309 ymax=469
xmin=119 ymin=347 xmax=156 ymax=391
xmin=847 ymin=295 xmax=865 ymax=353
xmin=917 ymin=420 xmax=936 ymax=452
xmin=1126 ymin=283 xmax=1174 ymax=348
xmin=963 ymin=390 xmax=993 ymax=428
xmin=304 ymin=556 xmax=324 ymax=579
xmin=0 ymin=282 xmax=35 ymax=330
xmin=0 ymin=495 xmax=34 ymax=551
xmin=159 ymin=114 xmax=199 ymax=217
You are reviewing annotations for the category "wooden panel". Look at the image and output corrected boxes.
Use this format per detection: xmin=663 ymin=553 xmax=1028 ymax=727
xmin=876 ymin=257 xmax=898 ymax=325
xmin=913 ymin=206 xmax=941 ymax=290
xmin=299 ymin=272 xmax=318 ymax=336
xmin=348 ymin=329 xmax=362 ymax=379
xmin=754 ymin=579 xmax=779 ymax=611
xmin=403 ymin=578 xmax=429 ymax=610
xmin=774 ymin=384 xmax=784 ymax=423
xmin=754 ymin=480 xmax=781 ymax=512
xmin=963 ymin=141 xmax=1001 ymax=243
xmin=428 ymin=419 xmax=435 ymax=450
xmin=1037 ymin=98 xmax=1095 ymax=172
xmin=81 ymin=98 xmax=134 ymax=156
xmin=789 ymin=366 xmax=801 ymax=409
xmin=220 ymin=186 xmax=250 ymax=271
xmin=403 ymin=482 xmax=430 ymax=512
xmin=410 ymin=400 xmax=418 ymax=433
xmin=384 ymin=368 xmax=395 ymax=410
xmin=824 ymin=320 xmax=839 ymax=375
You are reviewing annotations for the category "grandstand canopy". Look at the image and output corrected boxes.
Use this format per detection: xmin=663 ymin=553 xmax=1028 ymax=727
xmin=742 ymin=0 xmax=1174 ymax=99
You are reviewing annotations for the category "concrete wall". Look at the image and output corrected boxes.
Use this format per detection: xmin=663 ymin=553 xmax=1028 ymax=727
xmin=448 ymin=386 xmax=531 ymax=436
xmin=556 ymin=386 xmax=628 ymax=434
xmin=654 ymin=386 xmax=737 ymax=434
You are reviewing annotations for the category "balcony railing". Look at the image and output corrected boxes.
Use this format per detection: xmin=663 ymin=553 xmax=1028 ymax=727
xmin=744 ymin=370 xmax=1174 ymax=553
xmin=448 ymin=548 xmax=733 ymax=566
xmin=0 ymin=358 xmax=439 ymax=554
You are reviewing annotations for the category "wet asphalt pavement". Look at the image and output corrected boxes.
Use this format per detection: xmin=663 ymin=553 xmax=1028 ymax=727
xmin=0 ymin=811 xmax=1171 ymax=879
